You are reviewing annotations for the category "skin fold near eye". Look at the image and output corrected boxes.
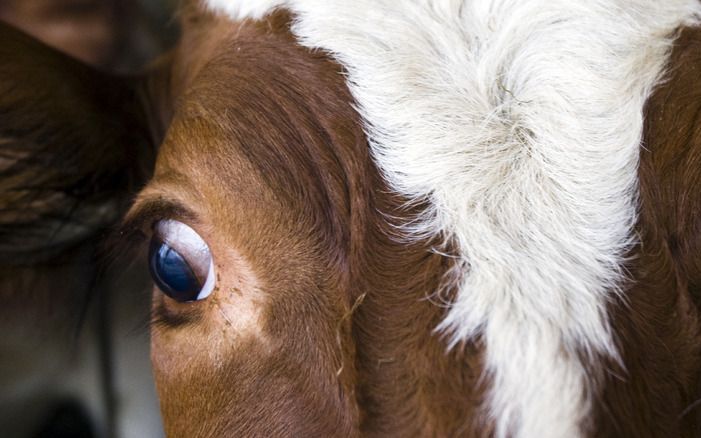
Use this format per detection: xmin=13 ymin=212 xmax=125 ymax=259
xmin=149 ymin=219 xmax=215 ymax=302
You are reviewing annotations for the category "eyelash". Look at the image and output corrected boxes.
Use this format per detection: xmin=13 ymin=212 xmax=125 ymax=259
xmin=110 ymin=213 xmax=173 ymax=258
xmin=102 ymin=224 xmax=202 ymax=334
xmin=102 ymin=218 xmax=164 ymax=335
xmin=149 ymin=297 xmax=202 ymax=329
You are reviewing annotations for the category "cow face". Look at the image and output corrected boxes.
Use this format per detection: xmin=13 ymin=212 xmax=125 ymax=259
xmin=4 ymin=2 xmax=701 ymax=437
xmin=125 ymin=12 xmax=368 ymax=436
xmin=1 ymin=9 xmax=369 ymax=437
xmin=0 ymin=6 xmax=478 ymax=434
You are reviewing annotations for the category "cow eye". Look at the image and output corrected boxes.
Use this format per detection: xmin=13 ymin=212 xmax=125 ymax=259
xmin=148 ymin=220 xmax=215 ymax=302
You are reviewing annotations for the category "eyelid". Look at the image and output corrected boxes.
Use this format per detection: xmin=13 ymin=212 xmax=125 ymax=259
xmin=118 ymin=198 xmax=199 ymax=240
xmin=153 ymin=219 xmax=209 ymax=257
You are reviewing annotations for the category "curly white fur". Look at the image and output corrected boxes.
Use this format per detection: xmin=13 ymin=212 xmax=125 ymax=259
xmin=205 ymin=1 xmax=701 ymax=436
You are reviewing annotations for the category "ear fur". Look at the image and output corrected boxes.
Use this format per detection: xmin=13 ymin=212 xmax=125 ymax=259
xmin=0 ymin=23 xmax=163 ymax=263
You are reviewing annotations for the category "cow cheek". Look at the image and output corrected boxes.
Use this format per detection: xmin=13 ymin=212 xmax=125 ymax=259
xmin=150 ymin=261 xmax=273 ymax=435
xmin=150 ymin=323 xmax=266 ymax=436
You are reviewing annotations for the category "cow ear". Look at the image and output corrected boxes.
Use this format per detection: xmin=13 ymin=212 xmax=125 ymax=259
xmin=0 ymin=23 xmax=166 ymax=263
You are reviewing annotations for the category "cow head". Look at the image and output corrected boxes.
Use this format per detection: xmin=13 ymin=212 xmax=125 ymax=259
xmin=122 ymin=10 xmax=370 ymax=436
xmin=0 ymin=6 xmax=466 ymax=436
xmin=3 ymin=2 xmax=701 ymax=437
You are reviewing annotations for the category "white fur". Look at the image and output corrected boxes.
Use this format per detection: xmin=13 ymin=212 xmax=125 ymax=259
xmin=205 ymin=1 xmax=701 ymax=436
xmin=204 ymin=0 xmax=283 ymax=20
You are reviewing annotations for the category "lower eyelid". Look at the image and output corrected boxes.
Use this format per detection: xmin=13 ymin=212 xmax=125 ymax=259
xmin=152 ymin=293 xmax=204 ymax=328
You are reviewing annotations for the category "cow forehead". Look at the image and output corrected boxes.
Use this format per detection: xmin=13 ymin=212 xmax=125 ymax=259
xmin=138 ymin=9 xmax=365 ymax=303
xmin=200 ymin=1 xmax=701 ymax=437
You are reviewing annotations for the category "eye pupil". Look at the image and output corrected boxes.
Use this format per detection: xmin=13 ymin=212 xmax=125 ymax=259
xmin=149 ymin=239 xmax=203 ymax=302
xmin=148 ymin=220 xmax=215 ymax=303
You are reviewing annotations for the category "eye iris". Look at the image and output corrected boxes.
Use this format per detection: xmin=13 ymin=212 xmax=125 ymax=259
xmin=149 ymin=238 xmax=203 ymax=302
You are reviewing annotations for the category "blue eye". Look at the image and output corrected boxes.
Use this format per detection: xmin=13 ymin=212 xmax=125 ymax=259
xmin=149 ymin=239 xmax=202 ymax=302
xmin=148 ymin=220 xmax=215 ymax=303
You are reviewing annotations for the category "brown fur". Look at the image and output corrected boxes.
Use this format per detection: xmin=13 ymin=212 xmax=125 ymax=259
xmin=590 ymin=27 xmax=701 ymax=437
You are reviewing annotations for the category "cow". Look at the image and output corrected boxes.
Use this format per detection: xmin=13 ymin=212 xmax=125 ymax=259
xmin=2 ymin=0 xmax=701 ymax=436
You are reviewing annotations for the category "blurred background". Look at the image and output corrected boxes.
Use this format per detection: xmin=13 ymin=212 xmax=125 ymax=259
xmin=0 ymin=1 xmax=179 ymax=437
xmin=0 ymin=0 xmax=178 ymax=72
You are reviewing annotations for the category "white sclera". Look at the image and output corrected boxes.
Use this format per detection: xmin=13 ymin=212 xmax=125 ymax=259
xmin=154 ymin=219 xmax=216 ymax=300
